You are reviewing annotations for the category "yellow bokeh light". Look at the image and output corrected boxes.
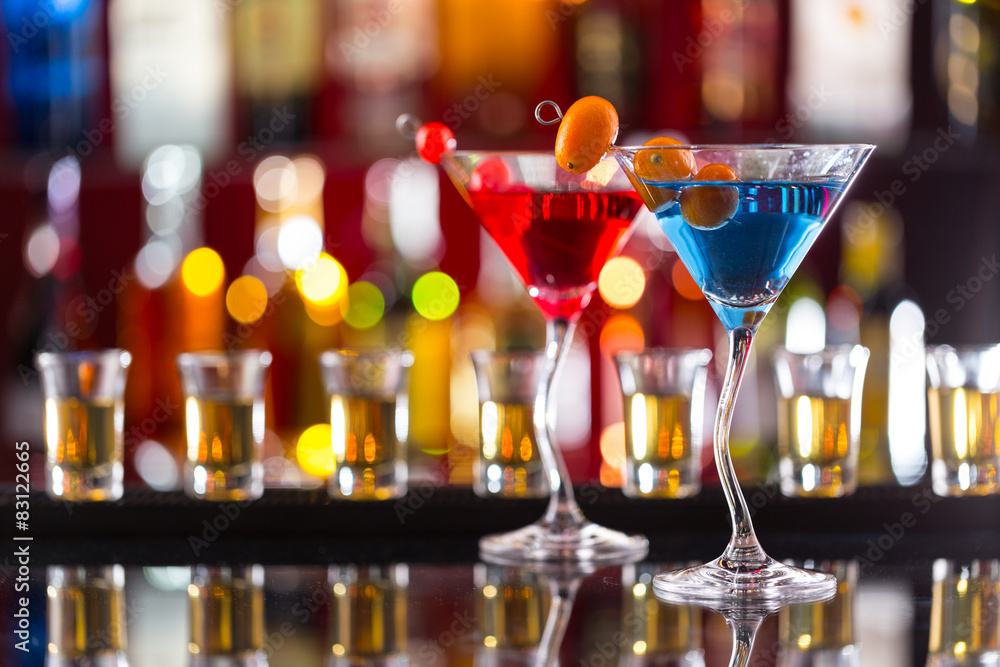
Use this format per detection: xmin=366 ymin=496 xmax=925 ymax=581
xmin=598 ymin=256 xmax=646 ymax=309
xmin=600 ymin=422 xmax=627 ymax=469
xmin=226 ymin=276 xmax=268 ymax=324
xmin=342 ymin=281 xmax=386 ymax=329
xmin=296 ymin=424 xmax=336 ymax=478
xmin=296 ymin=253 xmax=348 ymax=306
xmin=181 ymin=247 xmax=225 ymax=296
xmin=413 ymin=272 xmax=460 ymax=321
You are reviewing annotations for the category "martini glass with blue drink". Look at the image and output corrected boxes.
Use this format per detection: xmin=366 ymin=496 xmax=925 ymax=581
xmin=614 ymin=143 xmax=874 ymax=602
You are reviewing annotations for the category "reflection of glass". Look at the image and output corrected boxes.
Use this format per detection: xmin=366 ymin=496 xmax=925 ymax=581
xmin=773 ymin=346 xmax=870 ymax=498
xmin=328 ymin=565 xmax=408 ymax=666
xmin=37 ymin=350 xmax=132 ymax=501
xmin=615 ymin=349 xmax=712 ymax=499
xmin=778 ymin=561 xmax=861 ymax=666
xmin=319 ymin=349 xmax=412 ymax=501
xmin=927 ymin=560 xmax=1000 ymax=666
xmin=439 ymin=150 xmax=648 ymax=564
xmin=47 ymin=565 xmax=128 ymax=667
xmin=188 ymin=565 xmax=267 ymax=666
xmin=475 ymin=564 xmax=550 ymax=663
xmin=621 ymin=564 xmax=704 ymax=666
xmin=926 ymin=345 xmax=1000 ymax=496
xmin=656 ymin=585 xmax=835 ymax=667
xmin=615 ymin=143 xmax=874 ymax=601
xmin=177 ymin=350 xmax=272 ymax=501
xmin=471 ymin=350 xmax=548 ymax=499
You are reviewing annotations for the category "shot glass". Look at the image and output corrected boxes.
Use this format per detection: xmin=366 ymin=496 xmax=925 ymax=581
xmin=614 ymin=348 xmax=712 ymax=499
xmin=778 ymin=561 xmax=861 ymax=666
xmin=47 ymin=565 xmax=128 ymax=667
xmin=36 ymin=349 xmax=131 ymax=501
xmin=319 ymin=348 xmax=411 ymax=500
xmin=926 ymin=345 xmax=1000 ymax=496
xmin=927 ymin=559 xmax=1000 ymax=666
xmin=189 ymin=564 xmax=267 ymax=667
xmin=329 ymin=564 xmax=408 ymax=666
xmin=470 ymin=350 xmax=549 ymax=499
xmin=773 ymin=345 xmax=870 ymax=498
xmin=177 ymin=350 xmax=272 ymax=501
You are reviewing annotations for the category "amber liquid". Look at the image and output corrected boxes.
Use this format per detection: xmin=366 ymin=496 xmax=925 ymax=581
xmin=478 ymin=567 xmax=548 ymax=651
xmin=928 ymin=561 xmax=1000 ymax=663
xmin=47 ymin=567 xmax=126 ymax=659
xmin=476 ymin=401 xmax=547 ymax=498
xmin=45 ymin=397 xmax=122 ymax=500
xmin=928 ymin=388 xmax=1000 ymax=495
xmin=778 ymin=395 xmax=856 ymax=497
xmin=189 ymin=566 xmax=265 ymax=658
xmin=627 ymin=580 xmax=702 ymax=657
xmin=330 ymin=570 xmax=407 ymax=659
xmin=330 ymin=395 xmax=403 ymax=499
xmin=623 ymin=394 xmax=700 ymax=498
xmin=779 ymin=564 xmax=856 ymax=654
xmin=185 ymin=396 xmax=260 ymax=499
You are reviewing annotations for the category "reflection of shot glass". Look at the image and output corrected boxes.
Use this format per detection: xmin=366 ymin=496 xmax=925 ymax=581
xmin=36 ymin=349 xmax=131 ymax=501
xmin=926 ymin=345 xmax=1000 ymax=496
xmin=614 ymin=349 xmax=712 ymax=499
xmin=329 ymin=565 xmax=408 ymax=666
xmin=470 ymin=350 xmax=548 ymax=499
xmin=177 ymin=350 xmax=272 ymax=501
xmin=778 ymin=561 xmax=861 ymax=666
xmin=927 ymin=559 xmax=1000 ymax=666
xmin=319 ymin=348 xmax=411 ymax=500
xmin=621 ymin=563 xmax=704 ymax=666
xmin=773 ymin=345 xmax=870 ymax=498
xmin=47 ymin=565 xmax=128 ymax=667
xmin=189 ymin=565 xmax=267 ymax=666
xmin=474 ymin=564 xmax=549 ymax=663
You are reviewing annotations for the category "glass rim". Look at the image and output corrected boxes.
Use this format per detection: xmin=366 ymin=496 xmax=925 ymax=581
xmin=36 ymin=348 xmax=132 ymax=368
xmin=926 ymin=343 xmax=1000 ymax=355
xmin=470 ymin=348 xmax=545 ymax=363
xmin=612 ymin=143 xmax=877 ymax=152
xmin=319 ymin=346 xmax=412 ymax=365
xmin=773 ymin=344 xmax=869 ymax=361
xmin=176 ymin=349 xmax=273 ymax=367
xmin=614 ymin=347 xmax=713 ymax=364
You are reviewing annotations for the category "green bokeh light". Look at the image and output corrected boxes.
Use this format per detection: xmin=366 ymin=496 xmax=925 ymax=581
xmin=342 ymin=281 xmax=386 ymax=329
xmin=412 ymin=272 xmax=460 ymax=321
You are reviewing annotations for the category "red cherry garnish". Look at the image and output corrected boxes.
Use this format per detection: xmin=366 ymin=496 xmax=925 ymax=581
xmin=469 ymin=157 xmax=511 ymax=192
xmin=416 ymin=122 xmax=457 ymax=164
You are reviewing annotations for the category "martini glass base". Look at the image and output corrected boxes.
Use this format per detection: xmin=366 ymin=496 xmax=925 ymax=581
xmin=479 ymin=520 xmax=648 ymax=566
xmin=653 ymin=555 xmax=837 ymax=605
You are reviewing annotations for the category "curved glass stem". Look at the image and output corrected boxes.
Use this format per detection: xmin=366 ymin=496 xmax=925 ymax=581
xmin=716 ymin=327 xmax=767 ymax=565
xmin=534 ymin=573 xmax=581 ymax=667
xmin=726 ymin=612 xmax=765 ymax=667
xmin=535 ymin=317 xmax=585 ymax=529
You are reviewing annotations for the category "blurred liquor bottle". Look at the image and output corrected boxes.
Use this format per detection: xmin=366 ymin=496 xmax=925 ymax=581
xmin=107 ymin=0 xmax=232 ymax=167
xmin=234 ymin=0 xmax=322 ymax=142
xmin=934 ymin=0 xmax=1000 ymax=144
xmin=2 ymin=0 xmax=105 ymax=150
xmin=840 ymin=203 xmax=908 ymax=485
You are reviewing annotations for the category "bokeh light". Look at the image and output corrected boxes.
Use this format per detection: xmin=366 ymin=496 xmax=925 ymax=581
xmin=599 ymin=314 xmax=645 ymax=358
xmin=599 ymin=257 xmax=646 ymax=308
xmin=135 ymin=239 xmax=180 ymax=289
xmin=342 ymin=281 xmax=386 ymax=329
xmin=412 ymin=271 xmax=460 ymax=320
xmin=296 ymin=254 xmax=347 ymax=306
xmin=24 ymin=224 xmax=60 ymax=277
xmin=226 ymin=276 xmax=269 ymax=324
xmin=254 ymin=156 xmax=298 ymax=213
xmin=181 ymin=247 xmax=225 ymax=296
xmin=296 ymin=424 xmax=336 ymax=478
xmin=671 ymin=259 xmax=704 ymax=301
xmin=277 ymin=215 xmax=324 ymax=271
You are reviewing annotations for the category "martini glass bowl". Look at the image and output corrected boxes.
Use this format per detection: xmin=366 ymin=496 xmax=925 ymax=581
xmin=613 ymin=143 xmax=874 ymax=602
xmin=440 ymin=151 xmax=649 ymax=565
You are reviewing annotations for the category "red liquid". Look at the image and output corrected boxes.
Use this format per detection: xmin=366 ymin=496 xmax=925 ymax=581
xmin=469 ymin=190 xmax=642 ymax=319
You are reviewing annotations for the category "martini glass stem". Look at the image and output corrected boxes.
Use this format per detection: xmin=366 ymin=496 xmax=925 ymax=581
xmin=536 ymin=317 xmax=585 ymax=528
xmin=727 ymin=614 xmax=765 ymax=667
xmin=716 ymin=327 xmax=767 ymax=563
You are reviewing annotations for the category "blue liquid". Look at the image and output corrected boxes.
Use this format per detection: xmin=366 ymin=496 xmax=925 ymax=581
xmin=654 ymin=181 xmax=844 ymax=331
